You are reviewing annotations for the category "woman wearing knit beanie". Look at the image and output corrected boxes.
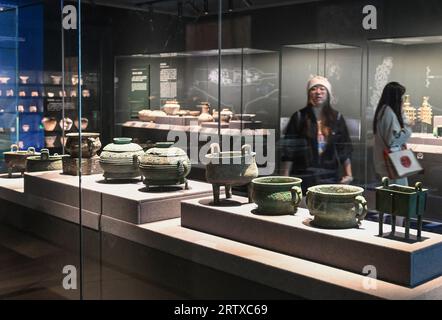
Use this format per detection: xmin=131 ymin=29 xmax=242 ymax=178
xmin=281 ymin=75 xmax=353 ymax=190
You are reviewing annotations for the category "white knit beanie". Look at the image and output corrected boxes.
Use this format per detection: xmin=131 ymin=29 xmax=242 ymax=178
xmin=307 ymin=75 xmax=332 ymax=95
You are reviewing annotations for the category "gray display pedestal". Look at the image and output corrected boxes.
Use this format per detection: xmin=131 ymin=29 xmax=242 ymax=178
xmin=181 ymin=196 xmax=442 ymax=287
xmin=24 ymin=171 xmax=215 ymax=224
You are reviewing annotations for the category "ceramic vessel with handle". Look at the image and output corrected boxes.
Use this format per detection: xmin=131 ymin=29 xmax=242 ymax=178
xmin=26 ymin=149 xmax=66 ymax=172
xmin=205 ymin=143 xmax=258 ymax=204
xmin=3 ymin=145 xmax=39 ymax=177
xmin=251 ymin=176 xmax=302 ymax=215
xmin=306 ymin=184 xmax=367 ymax=229
xmin=139 ymin=142 xmax=191 ymax=190
xmin=99 ymin=137 xmax=144 ymax=181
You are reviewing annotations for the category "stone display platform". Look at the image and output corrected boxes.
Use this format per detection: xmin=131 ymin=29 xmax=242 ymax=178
xmin=24 ymin=171 xmax=215 ymax=224
xmin=181 ymin=196 xmax=442 ymax=287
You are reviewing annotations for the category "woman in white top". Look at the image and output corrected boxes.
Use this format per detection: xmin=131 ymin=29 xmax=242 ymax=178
xmin=373 ymin=82 xmax=412 ymax=186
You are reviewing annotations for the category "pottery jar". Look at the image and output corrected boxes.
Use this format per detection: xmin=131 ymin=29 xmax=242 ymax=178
xmin=139 ymin=142 xmax=191 ymax=189
xmin=99 ymin=137 xmax=144 ymax=181
xmin=213 ymin=108 xmax=233 ymax=123
xmin=65 ymin=132 xmax=101 ymax=158
xmin=162 ymin=100 xmax=180 ymax=115
xmin=26 ymin=149 xmax=66 ymax=172
xmin=74 ymin=118 xmax=89 ymax=130
xmin=205 ymin=143 xmax=258 ymax=204
xmin=197 ymin=104 xmax=213 ymax=123
xmin=251 ymin=176 xmax=302 ymax=215
xmin=306 ymin=184 xmax=367 ymax=229
xmin=3 ymin=144 xmax=39 ymax=177
xmin=138 ymin=109 xmax=166 ymax=122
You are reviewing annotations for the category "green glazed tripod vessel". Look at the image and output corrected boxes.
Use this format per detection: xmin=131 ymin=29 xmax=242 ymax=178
xmin=3 ymin=144 xmax=40 ymax=177
xmin=205 ymin=143 xmax=258 ymax=204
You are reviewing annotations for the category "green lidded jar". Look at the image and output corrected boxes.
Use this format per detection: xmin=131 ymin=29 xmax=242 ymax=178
xmin=99 ymin=137 xmax=144 ymax=181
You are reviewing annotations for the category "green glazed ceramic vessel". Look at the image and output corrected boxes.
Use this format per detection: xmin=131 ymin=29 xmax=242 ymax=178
xmin=65 ymin=132 xmax=101 ymax=158
xmin=139 ymin=142 xmax=191 ymax=189
xmin=3 ymin=144 xmax=40 ymax=177
xmin=251 ymin=176 xmax=302 ymax=215
xmin=205 ymin=143 xmax=258 ymax=204
xmin=99 ymin=137 xmax=144 ymax=181
xmin=306 ymin=184 xmax=367 ymax=229
xmin=26 ymin=148 xmax=66 ymax=172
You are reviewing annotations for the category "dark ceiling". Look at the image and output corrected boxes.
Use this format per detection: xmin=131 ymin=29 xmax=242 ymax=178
xmin=88 ymin=0 xmax=327 ymax=17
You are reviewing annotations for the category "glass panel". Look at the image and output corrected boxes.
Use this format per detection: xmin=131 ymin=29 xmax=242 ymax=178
xmin=0 ymin=4 xmax=19 ymax=172
xmin=0 ymin=1 xmax=82 ymax=300
xmin=280 ymin=43 xmax=363 ymax=191
xmin=368 ymin=36 xmax=442 ymax=222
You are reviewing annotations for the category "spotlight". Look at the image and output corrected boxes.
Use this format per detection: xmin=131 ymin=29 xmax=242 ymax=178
xmin=228 ymin=0 xmax=233 ymax=12
xmin=203 ymin=0 xmax=208 ymax=15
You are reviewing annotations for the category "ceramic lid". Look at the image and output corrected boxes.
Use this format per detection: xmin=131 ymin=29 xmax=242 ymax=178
xmin=102 ymin=138 xmax=143 ymax=153
xmin=140 ymin=142 xmax=189 ymax=166
xmin=144 ymin=142 xmax=187 ymax=157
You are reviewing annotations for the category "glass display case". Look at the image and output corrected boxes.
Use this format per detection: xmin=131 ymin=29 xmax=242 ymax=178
xmin=0 ymin=4 xmax=20 ymax=168
xmin=3 ymin=0 xmax=442 ymax=302
xmin=368 ymin=36 xmax=442 ymax=221
xmin=115 ymin=47 xmax=279 ymax=175
xmin=279 ymin=43 xmax=363 ymax=186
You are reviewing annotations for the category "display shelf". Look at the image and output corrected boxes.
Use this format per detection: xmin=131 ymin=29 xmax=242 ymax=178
xmin=181 ymin=196 xmax=442 ymax=288
xmin=24 ymin=171 xmax=216 ymax=224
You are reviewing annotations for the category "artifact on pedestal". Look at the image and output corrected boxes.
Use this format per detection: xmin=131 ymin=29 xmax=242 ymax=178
xmin=402 ymin=95 xmax=417 ymax=125
xmin=418 ymin=96 xmax=433 ymax=133
xmin=3 ymin=145 xmax=39 ymax=177
xmin=197 ymin=103 xmax=213 ymax=124
xmin=138 ymin=109 xmax=167 ymax=122
xmin=99 ymin=137 xmax=144 ymax=181
xmin=65 ymin=132 xmax=101 ymax=158
xmin=162 ymin=100 xmax=180 ymax=115
xmin=139 ymin=142 xmax=191 ymax=190
xmin=376 ymin=177 xmax=427 ymax=240
xmin=205 ymin=143 xmax=258 ymax=204
xmin=63 ymin=132 xmax=103 ymax=176
xmin=26 ymin=149 xmax=66 ymax=172
xmin=251 ymin=176 xmax=302 ymax=215
xmin=306 ymin=184 xmax=367 ymax=229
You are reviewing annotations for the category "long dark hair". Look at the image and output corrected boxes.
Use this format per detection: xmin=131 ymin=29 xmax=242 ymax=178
xmin=373 ymin=82 xmax=406 ymax=134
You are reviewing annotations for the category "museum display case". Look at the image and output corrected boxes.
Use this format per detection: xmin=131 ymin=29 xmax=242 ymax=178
xmin=279 ymin=43 xmax=364 ymax=186
xmin=368 ymin=36 xmax=442 ymax=221
xmin=115 ymin=48 xmax=279 ymax=177
xmin=2 ymin=0 xmax=442 ymax=302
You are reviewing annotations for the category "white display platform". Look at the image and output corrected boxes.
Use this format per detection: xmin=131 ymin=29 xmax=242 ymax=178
xmin=24 ymin=171 xmax=215 ymax=224
xmin=181 ymin=196 xmax=442 ymax=287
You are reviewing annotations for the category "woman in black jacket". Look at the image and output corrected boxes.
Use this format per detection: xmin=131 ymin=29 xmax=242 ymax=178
xmin=281 ymin=76 xmax=353 ymax=189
